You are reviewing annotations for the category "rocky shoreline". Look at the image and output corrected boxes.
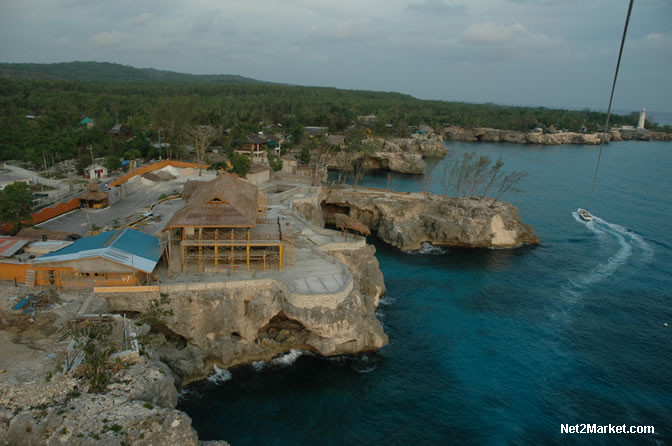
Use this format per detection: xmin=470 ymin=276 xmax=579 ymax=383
xmin=442 ymin=125 xmax=672 ymax=145
xmin=0 ymin=184 xmax=539 ymax=445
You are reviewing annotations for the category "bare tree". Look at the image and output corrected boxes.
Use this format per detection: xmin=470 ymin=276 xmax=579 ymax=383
xmin=479 ymin=156 xmax=504 ymax=202
xmin=450 ymin=152 xmax=476 ymax=199
xmin=350 ymin=141 xmax=375 ymax=189
xmin=466 ymin=155 xmax=492 ymax=197
xmin=490 ymin=171 xmax=528 ymax=207
xmin=186 ymin=125 xmax=220 ymax=176
xmin=422 ymin=159 xmax=440 ymax=198
xmin=309 ymin=137 xmax=333 ymax=186
xmin=439 ymin=149 xmax=454 ymax=195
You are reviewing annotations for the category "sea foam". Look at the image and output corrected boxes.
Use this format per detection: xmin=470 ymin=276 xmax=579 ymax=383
xmin=207 ymin=364 xmax=232 ymax=385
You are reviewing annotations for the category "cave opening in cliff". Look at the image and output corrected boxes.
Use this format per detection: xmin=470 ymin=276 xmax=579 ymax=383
xmin=320 ymin=202 xmax=350 ymax=226
xmin=258 ymin=312 xmax=310 ymax=346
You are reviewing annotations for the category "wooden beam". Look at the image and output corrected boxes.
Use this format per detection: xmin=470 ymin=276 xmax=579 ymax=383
xmin=279 ymin=245 xmax=283 ymax=271
xmin=214 ymin=229 xmax=219 ymax=270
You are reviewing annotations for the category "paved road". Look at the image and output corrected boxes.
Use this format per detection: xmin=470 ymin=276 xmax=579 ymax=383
xmin=37 ymin=182 xmax=175 ymax=235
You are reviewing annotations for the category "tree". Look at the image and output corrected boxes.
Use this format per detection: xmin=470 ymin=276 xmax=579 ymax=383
xmin=298 ymin=144 xmax=311 ymax=164
xmin=186 ymin=124 xmax=220 ymax=176
xmin=266 ymin=150 xmax=283 ymax=172
xmin=308 ymin=136 xmax=332 ymax=186
xmin=350 ymin=141 xmax=375 ymax=189
xmin=490 ymin=171 xmax=528 ymax=207
xmin=229 ymin=152 xmax=251 ymax=177
xmin=103 ymin=155 xmax=121 ymax=172
xmin=480 ymin=156 xmax=504 ymax=201
xmin=123 ymin=148 xmax=141 ymax=160
xmin=0 ymin=182 xmax=33 ymax=233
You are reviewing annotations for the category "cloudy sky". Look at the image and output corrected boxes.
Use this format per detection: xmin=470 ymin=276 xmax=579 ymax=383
xmin=1 ymin=0 xmax=670 ymax=112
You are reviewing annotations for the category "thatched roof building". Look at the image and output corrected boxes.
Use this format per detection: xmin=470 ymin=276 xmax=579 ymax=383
xmin=165 ymin=173 xmax=258 ymax=229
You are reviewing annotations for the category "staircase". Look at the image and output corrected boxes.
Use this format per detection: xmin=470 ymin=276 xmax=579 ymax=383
xmin=24 ymin=269 xmax=36 ymax=287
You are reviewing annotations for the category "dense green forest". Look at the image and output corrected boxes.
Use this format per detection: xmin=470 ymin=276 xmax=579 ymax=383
xmin=1 ymin=62 xmax=668 ymax=169
xmin=0 ymin=61 xmax=269 ymax=84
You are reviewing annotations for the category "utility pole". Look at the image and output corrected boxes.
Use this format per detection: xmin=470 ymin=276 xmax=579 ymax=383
xmin=43 ymin=152 xmax=47 ymax=171
xmin=88 ymin=145 xmax=95 ymax=166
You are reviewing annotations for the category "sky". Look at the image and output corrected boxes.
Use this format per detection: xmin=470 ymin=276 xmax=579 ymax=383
xmin=1 ymin=0 xmax=671 ymax=113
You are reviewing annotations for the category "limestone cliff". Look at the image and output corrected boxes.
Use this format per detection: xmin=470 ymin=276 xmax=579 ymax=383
xmin=0 ymin=361 xmax=227 ymax=446
xmin=104 ymin=244 xmax=387 ymax=384
xmin=320 ymin=188 xmax=540 ymax=251
xmin=442 ymin=125 xmax=671 ymax=145
xmin=324 ymin=135 xmax=447 ymax=175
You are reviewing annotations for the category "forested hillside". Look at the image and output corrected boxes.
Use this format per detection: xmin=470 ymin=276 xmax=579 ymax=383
xmin=1 ymin=62 xmax=666 ymax=169
xmin=0 ymin=61 xmax=268 ymax=84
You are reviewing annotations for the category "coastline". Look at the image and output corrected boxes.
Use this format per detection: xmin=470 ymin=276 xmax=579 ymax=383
xmin=441 ymin=125 xmax=672 ymax=145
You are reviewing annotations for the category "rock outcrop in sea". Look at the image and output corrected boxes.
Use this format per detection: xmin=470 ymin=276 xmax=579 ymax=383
xmin=313 ymin=188 xmax=540 ymax=251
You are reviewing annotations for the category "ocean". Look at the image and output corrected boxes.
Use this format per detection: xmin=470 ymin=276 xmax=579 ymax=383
xmin=179 ymin=140 xmax=672 ymax=445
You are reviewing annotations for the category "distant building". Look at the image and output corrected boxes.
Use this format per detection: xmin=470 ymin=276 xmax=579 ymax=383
xmin=84 ymin=164 xmax=108 ymax=180
xmin=281 ymin=153 xmax=298 ymax=174
xmin=637 ymin=108 xmax=646 ymax=129
xmin=245 ymin=163 xmax=271 ymax=185
xmin=357 ymin=114 xmax=377 ymax=123
xmin=233 ymin=133 xmax=281 ymax=163
xmin=418 ymin=125 xmax=435 ymax=135
xmin=327 ymin=134 xmax=346 ymax=149
xmin=304 ymin=126 xmax=329 ymax=137
xmin=79 ymin=117 xmax=95 ymax=129
xmin=80 ymin=181 xmax=109 ymax=209
xmin=107 ymin=124 xmax=134 ymax=137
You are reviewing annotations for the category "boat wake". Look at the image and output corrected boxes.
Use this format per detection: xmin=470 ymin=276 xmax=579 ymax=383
xmin=565 ymin=212 xmax=653 ymax=298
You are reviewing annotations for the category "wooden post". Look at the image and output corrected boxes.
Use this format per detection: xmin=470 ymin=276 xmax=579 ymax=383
xmin=246 ymin=245 xmax=250 ymax=271
xmin=214 ymin=229 xmax=219 ymax=271
xmin=230 ymin=229 xmax=234 ymax=272
xmin=279 ymin=244 xmax=283 ymax=271
xmin=198 ymin=228 xmax=203 ymax=271
xmin=263 ymin=252 xmax=266 ymax=272
xmin=182 ymin=243 xmax=186 ymax=272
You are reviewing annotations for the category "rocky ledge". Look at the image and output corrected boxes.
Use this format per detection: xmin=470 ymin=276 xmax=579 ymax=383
xmin=442 ymin=125 xmax=672 ymax=145
xmin=316 ymin=188 xmax=540 ymax=251
xmin=0 ymin=360 xmax=228 ymax=446
xmin=104 ymin=243 xmax=388 ymax=385
xmin=325 ymin=135 xmax=447 ymax=174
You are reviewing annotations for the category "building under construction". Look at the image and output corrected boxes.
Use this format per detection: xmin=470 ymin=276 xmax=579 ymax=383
xmin=164 ymin=173 xmax=289 ymax=273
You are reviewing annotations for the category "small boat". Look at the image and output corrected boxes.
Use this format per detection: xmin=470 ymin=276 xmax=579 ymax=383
xmin=578 ymin=208 xmax=593 ymax=221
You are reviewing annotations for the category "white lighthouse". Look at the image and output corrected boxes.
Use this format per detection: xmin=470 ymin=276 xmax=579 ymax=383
xmin=637 ymin=108 xmax=646 ymax=129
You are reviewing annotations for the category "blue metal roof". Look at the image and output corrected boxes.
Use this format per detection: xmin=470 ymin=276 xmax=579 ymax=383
xmin=36 ymin=228 xmax=162 ymax=273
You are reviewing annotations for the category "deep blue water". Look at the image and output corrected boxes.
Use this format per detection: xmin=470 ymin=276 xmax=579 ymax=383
xmin=179 ymin=141 xmax=672 ymax=445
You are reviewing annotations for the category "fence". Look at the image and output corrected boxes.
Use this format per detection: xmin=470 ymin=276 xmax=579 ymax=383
xmin=108 ymin=160 xmax=209 ymax=188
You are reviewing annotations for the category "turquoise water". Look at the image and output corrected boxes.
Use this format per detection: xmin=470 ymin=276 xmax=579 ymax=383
xmin=179 ymin=141 xmax=672 ymax=445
